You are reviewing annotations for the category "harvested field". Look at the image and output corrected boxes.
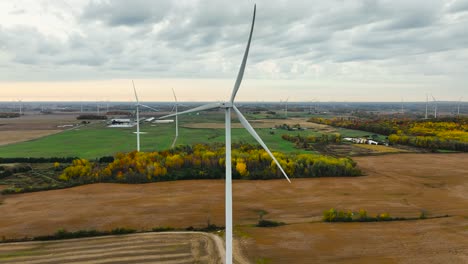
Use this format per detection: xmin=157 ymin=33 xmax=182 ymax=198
xmin=238 ymin=217 xmax=468 ymax=264
xmin=0 ymin=232 xmax=225 ymax=264
xmin=353 ymin=144 xmax=408 ymax=153
xmin=313 ymin=143 xmax=414 ymax=156
xmin=182 ymin=117 xmax=335 ymax=131
xmin=0 ymin=113 xmax=80 ymax=146
xmin=0 ymin=130 xmax=62 ymax=146
xmin=0 ymin=153 xmax=467 ymax=263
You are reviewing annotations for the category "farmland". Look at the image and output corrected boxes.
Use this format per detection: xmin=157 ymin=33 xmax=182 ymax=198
xmin=0 ymin=232 xmax=225 ymax=264
xmin=1 ymin=110 xmax=466 ymax=263
xmin=0 ymin=112 xmax=387 ymax=159
xmin=1 ymin=153 xmax=467 ymax=263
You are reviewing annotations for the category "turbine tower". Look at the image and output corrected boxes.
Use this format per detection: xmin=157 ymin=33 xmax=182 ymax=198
xmin=159 ymin=5 xmax=290 ymax=264
xmin=133 ymin=81 xmax=141 ymax=151
xmin=171 ymin=88 xmax=179 ymax=148
xmin=132 ymin=80 xmax=159 ymax=151
xmin=425 ymin=94 xmax=428 ymax=119
xmin=18 ymin=100 xmax=23 ymax=115
xmin=400 ymin=97 xmax=404 ymax=114
xmin=432 ymin=95 xmax=438 ymax=118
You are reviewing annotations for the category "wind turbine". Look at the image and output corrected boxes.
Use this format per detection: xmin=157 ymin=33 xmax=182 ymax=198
xmin=425 ymin=94 xmax=428 ymax=119
xmin=171 ymin=88 xmax=179 ymax=148
xmin=18 ymin=99 xmax=23 ymax=115
xmin=159 ymin=5 xmax=290 ymax=264
xmin=132 ymin=80 xmax=159 ymax=151
xmin=400 ymin=97 xmax=404 ymax=114
xmin=432 ymin=95 xmax=438 ymax=118
xmin=284 ymin=97 xmax=289 ymax=118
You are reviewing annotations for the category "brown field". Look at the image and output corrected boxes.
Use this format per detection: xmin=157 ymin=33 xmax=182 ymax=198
xmin=0 ymin=153 xmax=467 ymax=263
xmin=314 ymin=143 xmax=413 ymax=156
xmin=0 ymin=113 xmax=79 ymax=146
xmin=182 ymin=117 xmax=334 ymax=131
xmin=0 ymin=232 xmax=225 ymax=264
xmin=353 ymin=144 xmax=408 ymax=153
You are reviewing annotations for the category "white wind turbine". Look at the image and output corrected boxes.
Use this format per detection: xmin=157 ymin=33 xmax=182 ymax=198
xmin=159 ymin=5 xmax=290 ymax=264
xmin=171 ymin=88 xmax=179 ymax=148
xmin=132 ymin=80 xmax=159 ymax=151
xmin=432 ymin=95 xmax=438 ymax=118
xmin=425 ymin=94 xmax=428 ymax=119
xmin=18 ymin=99 xmax=23 ymax=115
xmin=457 ymin=97 xmax=463 ymax=117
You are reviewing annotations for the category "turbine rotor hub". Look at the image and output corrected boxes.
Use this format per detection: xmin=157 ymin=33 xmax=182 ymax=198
xmin=221 ymin=102 xmax=233 ymax=108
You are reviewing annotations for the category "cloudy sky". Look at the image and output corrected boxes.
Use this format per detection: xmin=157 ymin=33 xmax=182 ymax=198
xmin=0 ymin=0 xmax=467 ymax=102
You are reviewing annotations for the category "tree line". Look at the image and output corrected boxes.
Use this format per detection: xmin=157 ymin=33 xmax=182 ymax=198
xmin=309 ymin=117 xmax=468 ymax=152
xmin=281 ymin=133 xmax=342 ymax=150
xmin=59 ymin=143 xmax=361 ymax=184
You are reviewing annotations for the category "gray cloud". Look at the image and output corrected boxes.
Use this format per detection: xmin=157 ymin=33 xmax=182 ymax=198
xmin=81 ymin=0 xmax=171 ymax=26
xmin=0 ymin=0 xmax=467 ymax=99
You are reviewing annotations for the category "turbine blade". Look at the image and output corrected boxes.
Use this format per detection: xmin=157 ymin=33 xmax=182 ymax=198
xmin=229 ymin=4 xmax=256 ymax=103
xmin=132 ymin=80 xmax=139 ymax=103
xmin=172 ymin=88 xmax=178 ymax=102
xmin=159 ymin=102 xmax=222 ymax=119
xmin=171 ymin=135 xmax=178 ymax=148
xmin=233 ymin=105 xmax=291 ymax=183
xmin=139 ymin=104 xmax=158 ymax=112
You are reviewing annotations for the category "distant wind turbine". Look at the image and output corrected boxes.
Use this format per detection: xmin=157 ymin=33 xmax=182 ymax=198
xmin=284 ymin=97 xmax=289 ymax=118
xmin=132 ymin=80 xmax=159 ymax=151
xmin=457 ymin=97 xmax=463 ymax=117
xmin=400 ymin=97 xmax=404 ymax=114
xmin=159 ymin=5 xmax=290 ymax=264
xmin=425 ymin=94 xmax=428 ymax=119
xmin=18 ymin=99 xmax=23 ymax=115
xmin=432 ymin=95 xmax=438 ymax=118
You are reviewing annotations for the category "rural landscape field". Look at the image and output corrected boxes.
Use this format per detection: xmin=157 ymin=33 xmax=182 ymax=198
xmin=1 ymin=1 xmax=468 ymax=263
xmin=1 ymin=103 xmax=467 ymax=263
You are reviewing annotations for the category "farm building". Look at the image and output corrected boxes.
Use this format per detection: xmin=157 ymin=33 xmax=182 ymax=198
xmin=153 ymin=119 xmax=174 ymax=124
xmin=108 ymin=118 xmax=135 ymax=128
xmin=344 ymin=137 xmax=379 ymax=145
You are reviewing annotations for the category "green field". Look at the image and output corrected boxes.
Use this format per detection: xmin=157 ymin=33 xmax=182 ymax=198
xmin=0 ymin=124 xmax=309 ymax=159
xmin=0 ymin=113 xmax=382 ymax=159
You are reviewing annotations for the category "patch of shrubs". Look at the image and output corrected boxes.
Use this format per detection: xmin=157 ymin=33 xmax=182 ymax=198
xmin=0 ymin=157 xmax=78 ymax=163
xmin=1 ymin=182 xmax=81 ymax=195
xmin=98 ymin=156 xmax=114 ymax=163
xmin=152 ymin=226 xmax=176 ymax=232
xmin=0 ymin=112 xmax=20 ymax=118
xmin=153 ymin=224 xmax=224 ymax=233
xmin=33 ymin=228 xmax=136 ymax=241
xmin=256 ymin=220 xmax=286 ymax=227
xmin=0 ymin=164 xmax=32 ymax=179
xmin=76 ymin=114 xmax=107 ymax=120
xmin=323 ymin=208 xmax=399 ymax=222
xmin=322 ymin=208 xmax=449 ymax=223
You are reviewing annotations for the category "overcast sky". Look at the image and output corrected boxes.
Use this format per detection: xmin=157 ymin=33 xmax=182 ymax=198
xmin=0 ymin=0 xmax=467 ymax=102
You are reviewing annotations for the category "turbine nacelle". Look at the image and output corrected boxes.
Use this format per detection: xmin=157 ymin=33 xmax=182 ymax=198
xmin=221 ymin=102 xmax=234 ymax=108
